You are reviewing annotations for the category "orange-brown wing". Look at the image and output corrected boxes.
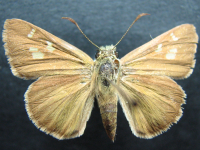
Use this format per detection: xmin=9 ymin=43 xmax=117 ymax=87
xmin=2 ymin=19 xmax=93 ymax=79
xmin=121 ymin=24 xmax=198 ymax=79
xmin=25 ymin=74 xmax=95 ymax=139
xmin=2 ymin=19 xmax=95 ymax=139
xmin=118 ymin=75 xmax=185 ymax=138
xmin=118 ymin=24 xmax=198 ymax=138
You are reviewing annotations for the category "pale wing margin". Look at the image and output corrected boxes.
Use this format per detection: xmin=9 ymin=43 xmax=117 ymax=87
xmin=25 ymin=74 xmax=95 ymax=139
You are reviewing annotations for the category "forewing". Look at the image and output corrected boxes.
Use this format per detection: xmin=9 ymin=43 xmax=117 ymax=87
xmin=2 ymin=19 xmax=93 ymax=79
xmin=25 ymin=74 xmax=95 ymax=139
xmin=119 ymin=74 xmax=185 ymax=138
xmin=121 ymin=24 xmax=198 ymax=79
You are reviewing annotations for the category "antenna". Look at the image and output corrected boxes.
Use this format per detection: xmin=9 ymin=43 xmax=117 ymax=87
xmin=62 ymin=13 xmax=150 ymax=50
xmin=113 ymin=13 xmax=150 ymax=49
xmin=62 ymin=17 xmax=100 ymax=49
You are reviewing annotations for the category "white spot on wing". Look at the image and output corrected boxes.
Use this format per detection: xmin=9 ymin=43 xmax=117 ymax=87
xmin=46 ymin=41 xmax=55 ymax=52
xmin=27 ymin=29 xmax=36 ymax=38
xmin=32 ymin=52 xmax=44 ymax=59
xmin=166 ymin=48 xmax=177 ymax=59
xmin=158 ymin=44 xmax=162 ymax=49
xmin=46 ymin=41 xmax=52 ymax=46
xmin=28 ymin=34 xmax=32 ymax=38
xmin=170 ymin=33 xmax=179 ymax=41
xmin=29 ymin=47 xmax=38 ymax=52
xmin=155 ymin=44 xmax=162 ymax=52
xmin=166 ymin=53 xmax=176 ymax=59
xmin=169 ymin=48 xmax=177 ymax=53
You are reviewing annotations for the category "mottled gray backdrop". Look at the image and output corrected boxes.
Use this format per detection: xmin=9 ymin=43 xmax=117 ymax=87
xmin=0 ymin=0 xmax=199 ymax=150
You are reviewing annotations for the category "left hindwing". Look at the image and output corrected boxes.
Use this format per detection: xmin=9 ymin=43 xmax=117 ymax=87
xmin=25 ymin=75 xmax=95 ymax=139
xmin=3 ymin=19 xmax=93 ymax=79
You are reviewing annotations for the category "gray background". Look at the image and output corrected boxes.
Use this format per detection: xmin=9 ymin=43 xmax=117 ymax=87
xmin=0 ymin=0 xmax=200 ymax=150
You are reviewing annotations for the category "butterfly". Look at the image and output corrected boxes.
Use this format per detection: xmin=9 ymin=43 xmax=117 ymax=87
xmin=2 ymin=13 xmax=198 ymax=142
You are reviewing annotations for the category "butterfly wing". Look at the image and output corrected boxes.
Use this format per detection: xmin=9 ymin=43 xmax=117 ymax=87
xmin=119 ymin=75 xmax=185 ymax=138
xmin=25 ymin=75 xmax=95 ymax=139
xmin=119 ymin=24 xmax=198 ymax=138
xmin=3 ymin=19 xmax=95 ymax=139
xmin=121 ymin=24 xmax=198 ymax=79
xmin=3 ymin=19 xmax=93 ymax=79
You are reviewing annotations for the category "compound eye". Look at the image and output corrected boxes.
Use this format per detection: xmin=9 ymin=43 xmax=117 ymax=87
xmin=95 ymin=50 xmax=100 ymax=59
xmin=115 ymin=51 xmax=119 ymax=58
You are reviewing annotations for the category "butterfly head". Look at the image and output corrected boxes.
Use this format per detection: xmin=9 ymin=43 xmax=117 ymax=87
xmin=95 ymin=45 xmax=118 ymax=59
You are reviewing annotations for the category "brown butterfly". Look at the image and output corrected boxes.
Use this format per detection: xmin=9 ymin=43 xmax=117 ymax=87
xmin=2 ymin=13 xmax=198 ymax=142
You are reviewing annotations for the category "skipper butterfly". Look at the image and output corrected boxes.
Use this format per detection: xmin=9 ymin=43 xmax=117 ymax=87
xmin=2 ymin=14 xmax=198 ymax=141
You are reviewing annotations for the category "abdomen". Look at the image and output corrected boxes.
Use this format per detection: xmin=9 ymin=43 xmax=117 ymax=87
xmin=95 ymin=60 xmax=118 ymax=141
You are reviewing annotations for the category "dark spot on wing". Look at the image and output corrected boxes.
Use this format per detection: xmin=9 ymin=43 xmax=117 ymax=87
xmin=136 ymin=130 xmax=146 ymax=136
xmin=132 ymin=101 xmax=137 ymax=106
xmin=70 ymin=130 xmax=79 ymax=136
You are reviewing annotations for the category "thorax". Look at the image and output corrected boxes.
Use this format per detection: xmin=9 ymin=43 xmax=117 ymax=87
xmin=93 ymin=45 xmax=120 ymax=91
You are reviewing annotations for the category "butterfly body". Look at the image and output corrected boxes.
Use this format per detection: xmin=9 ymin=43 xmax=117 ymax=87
xmin=94 ymin=45 xmax=120 ymax=141
xmin=2 ymin=17 xmax=198 ymax=142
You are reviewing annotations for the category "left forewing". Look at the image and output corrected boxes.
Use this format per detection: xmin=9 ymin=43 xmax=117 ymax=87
xmin=2 ymin=19 xmax=93 ymax=79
